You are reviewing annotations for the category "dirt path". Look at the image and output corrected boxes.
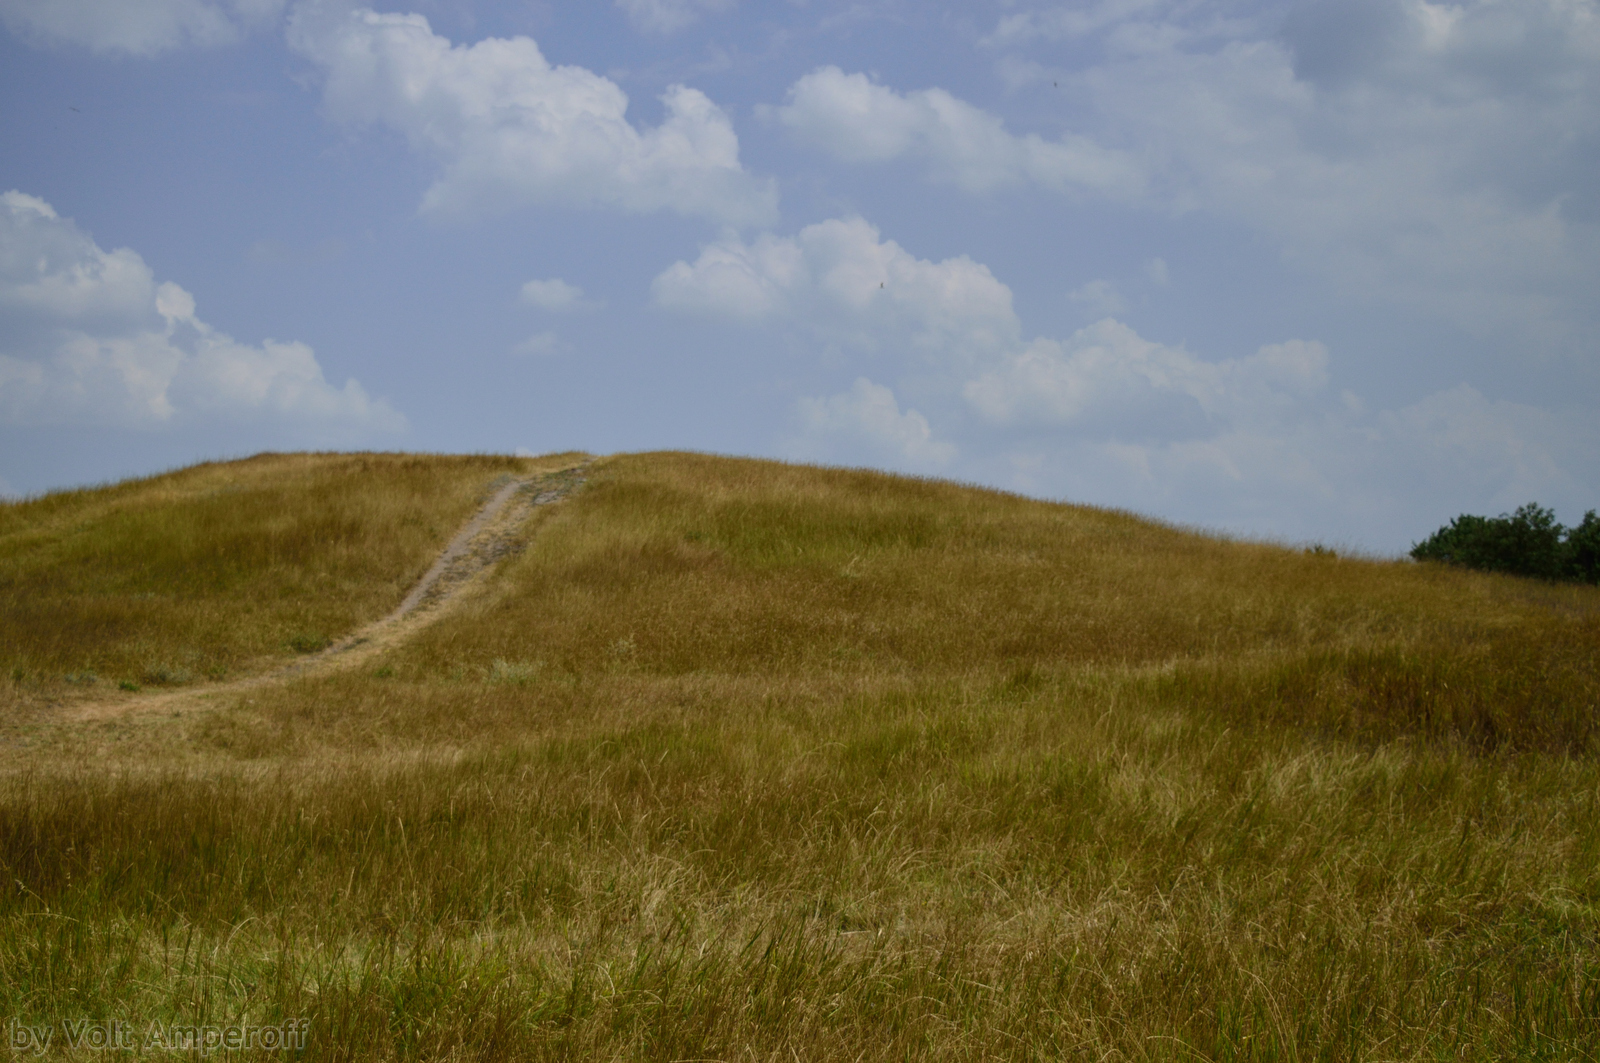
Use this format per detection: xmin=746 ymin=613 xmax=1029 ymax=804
xmin=68 ymin=460 xmax=592 ymax=722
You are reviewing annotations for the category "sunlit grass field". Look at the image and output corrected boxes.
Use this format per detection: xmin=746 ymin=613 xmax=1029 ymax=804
xmin=0 ymin=450 xmax=581 ymax=697
xmin=2 ymin=451 xmax=1598 ymax=1060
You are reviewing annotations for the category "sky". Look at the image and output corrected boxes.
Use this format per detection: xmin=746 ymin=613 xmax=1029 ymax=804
xmin=1 ymin=0 xmax=1596 ymax=553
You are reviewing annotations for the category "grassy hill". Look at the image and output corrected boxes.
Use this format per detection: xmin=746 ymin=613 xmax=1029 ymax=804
xmin=2 ymin=451 xmax=1598 ymax=1060
xmin=0 ymin=450 xmax=583 ymax=694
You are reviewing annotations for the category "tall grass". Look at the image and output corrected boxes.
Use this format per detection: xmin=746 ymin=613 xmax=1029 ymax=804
xmin=0 ymin=451 xmax=582 ymax=695
xmin=2 ymin=451 xmax=1597 ymax=1059
xmin=412 ymin=453 xmax=1600 ymax=753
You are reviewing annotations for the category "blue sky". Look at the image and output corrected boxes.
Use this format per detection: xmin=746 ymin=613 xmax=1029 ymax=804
xmin=2 ymin=0 xmax=1596 ymax=552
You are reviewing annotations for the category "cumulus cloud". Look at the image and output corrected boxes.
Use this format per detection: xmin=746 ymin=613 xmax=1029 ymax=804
xmin=519 ymin=278 xmax=589 ymax=312
xmin=615 ymin=0 xmax=735 ymax=34
xmin=965 ymin=322 xmax=1328 ymax=440
xmin=0 ymin=191 xmax=402 ymax=431
xmin=658 ymin=210 xmax=1591 ymax=548
xmin=986 ymin=0 xmax=1600 ymax=339
xmin=938 ymin=320 xmax=1591 ymax=547
xmin=652 ymin=216 xmax=1019 ymax=363
xmin=955 ymin=314 xmax=1589 ymax=546
xmin=999 ymin=379 xmax=1595 ymax=549
xmin=776 ymin=66 xmax=1143 ymax=196
xmin=796 ymin=377 xmax=955 ymax=467
xmin=1368 ymin=385 xmax=1593 ymax=518
xmin=286 ymin=2 xmax=776 ymax=225
xmin=0 ymin=0 xmax=284 ymax=54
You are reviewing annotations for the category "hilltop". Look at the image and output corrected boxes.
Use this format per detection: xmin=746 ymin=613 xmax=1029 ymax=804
xmin=1 ymin=451 xmax=1597 ymax=1060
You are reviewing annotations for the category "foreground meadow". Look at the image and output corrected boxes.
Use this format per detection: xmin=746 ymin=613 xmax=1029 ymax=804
xmin=2 ymin=451 xmax=1598 ymax=1060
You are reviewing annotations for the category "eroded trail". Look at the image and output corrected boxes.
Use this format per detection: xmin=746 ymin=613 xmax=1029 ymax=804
xmin=69 ymin=461 xmax=591 ymax=722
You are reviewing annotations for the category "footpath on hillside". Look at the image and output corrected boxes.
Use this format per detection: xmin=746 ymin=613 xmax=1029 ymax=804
xmin=68 ymin=459 xmax=593 ymax=723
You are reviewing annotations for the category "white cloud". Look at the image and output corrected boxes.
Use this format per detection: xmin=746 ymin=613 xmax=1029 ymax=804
xmin=0 ymin=0 xmax=284 ymax=54
xmin=796 ymin=378 xmax=955 ymax=467
xmin=658 ymin=207 xmax=1592 ymax=549
xmin=519 ymin=278 xmax=589 ymax=312
xmin=287 ymin=2 xmax=777 ymax=225
xmin=776 ymin=66 xmax=1144 ymax=197
xmin=954 ymin=312 xmax=1589 ymax=546
xmin=652 ymin=216 xmax=1019 ymax=364
xmin=615 ymin=0 xmax=735 ymax=34
xmin=997 ymin=379 xmax=1594 ymax=550
xmin=650 ymin=231 xmax=806 ymax=321
xmin=965 ymin=320 xmax=1329 ymax=439
xmin=0 ymin=190 xmax=402 ymax=431
xmin=987 ymin=0 xmax=1600 ymax=340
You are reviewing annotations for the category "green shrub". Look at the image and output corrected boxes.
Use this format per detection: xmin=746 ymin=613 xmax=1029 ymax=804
xmin=1412 ymin=503 xmax=1599 ymax=583
xmin=1569 ymin=510 xmax=1600 ymax=584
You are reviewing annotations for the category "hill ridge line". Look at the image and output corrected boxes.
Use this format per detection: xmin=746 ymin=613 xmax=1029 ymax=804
xmin=68 ymin=458 xmax=593 ymax=722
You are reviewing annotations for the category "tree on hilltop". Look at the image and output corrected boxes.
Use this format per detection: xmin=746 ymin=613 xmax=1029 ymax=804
xmin=1411 ymin=503 xmax=1599 ymax=584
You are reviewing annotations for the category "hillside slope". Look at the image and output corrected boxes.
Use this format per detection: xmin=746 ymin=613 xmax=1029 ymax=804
xmin=403 ymin=452 xmax=1598 ymax=750
xmin=2 ymin=451 xmax=1598 ymax=1061
xmin=0 ymin=450 xmax=584 ymax=698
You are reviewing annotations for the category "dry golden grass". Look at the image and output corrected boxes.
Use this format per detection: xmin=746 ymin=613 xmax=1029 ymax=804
xmin=403 ymin=452 xmax=1598 ymax=751
xmin=0 ymin=450 xmax=584 ymax=698
xmin=2 ymin=451 xmax=1597 ymax=1060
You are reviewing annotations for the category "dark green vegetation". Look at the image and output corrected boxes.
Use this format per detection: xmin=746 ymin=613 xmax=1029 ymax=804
xmin=2 ymin=452 xmax=1598 ymax=1060
xmin=1412 ymin=502 xmax=1600 ymax=584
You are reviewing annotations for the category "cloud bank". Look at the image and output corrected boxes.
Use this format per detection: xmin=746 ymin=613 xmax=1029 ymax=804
xmin=0 ymin=191 xmax=401 ymax=431
xmin=777 ymin=66 xmax=1142 ymax=197
xmin=768 ymin=3 xmax=1597 ymax=346
xmin=287 ymin=2 xmax=777 ymax=225
xmin=656 ymin=213 xmax=1593 ymax=544
xmin=795 ymin=378 xmax=954 ymax=469
xmin=988 ymin=0 xmax=1600 ymax=340
xmin=653 ymin=216 xmax=1019 ymax=364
